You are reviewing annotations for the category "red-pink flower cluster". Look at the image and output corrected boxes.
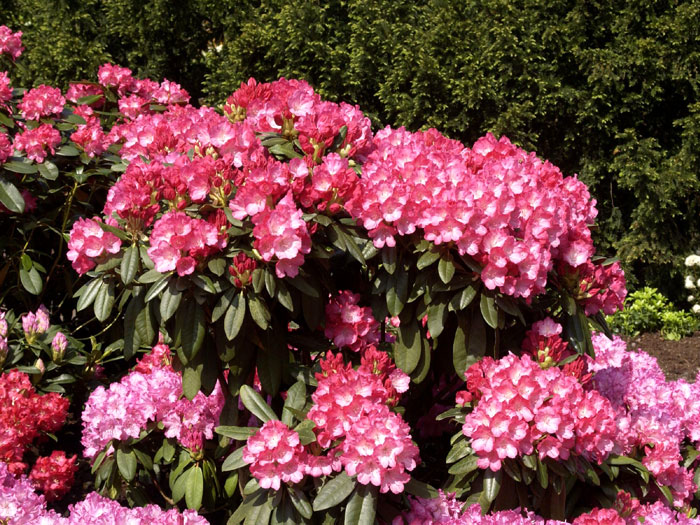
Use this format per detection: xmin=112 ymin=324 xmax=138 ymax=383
xmin=29 ymin=450 xmax=77 ymax=501
xmin=0 ymin=370 xmax=69 ymax=475
xmin=97 ymin=63 xmax=189 ymax=107
xmin=65 ymin=83 xmax=104 ymax=106
xmin=17 ymin=85 xmax=65 ymax=121
xmin=0 ymin=132 xmax=11 ymax=164
xmin=242 ymin=420 xmax=308 ymax=490
xmin=0 ymin=71 xmax=12 ymax=109
xmin=70 ymin=105 xmax=107 ymax=158
xmin=462 ymin=353 xmax=620 ymax=471
xmin=66 ymin=217 xmax=122 ymax=275
xmin=147 ymin=211 xmax=226 ymax=276
xmin=346 ymin=130 xmax=598 ymax=299
xmin=305 ymin=348 xmax=416 ymax=493
xmin=589 ymin=333 xmax=699 ymax=504
xmin=559 ymin=261 xmax=627 ymax=315
xmin=0 ymin=25 xmax=23 ymax=60
xmin=324 ymin=290 xmax=381 ymax=351
xmin=12 ymin=123 xmax=61 ymax=163
xmin=81 ymin=344 xmax=225 ymax=457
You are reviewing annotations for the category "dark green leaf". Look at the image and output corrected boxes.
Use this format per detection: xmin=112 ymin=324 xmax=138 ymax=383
xmin=224 ymin=293 xmax=246 ymax=340
xmin=480 ymin=294 xmax=498 ymax=329
xmin=121 ymin=245 xmax=139 ymax=285
xmin=288 ymin=486 xmax=313 ymax=519
xmin=222 ymin=447 xmax=247 ymax=472
xmin=215 ymin=426 xmax=256 ymax=440
xmin=37 ymin=161 xmax=59 ymax=180
xmin=438 ymin=257 xmax=456 ymax=284
xmin=179 ymin=301 xmax=206 ymax=362
xmin=0 ymin=175 xmax=25 ymax=213
xmin=240 ymin=384 xmax=278 ymax=422
xmin=282 ymin=380 xmax=306 ymax=426
xmin=93 ymin=280 xmax=115 ymax=322
xmin=344 ymin=484 xmax=377 ymax=525
xmin=394 ymin=318 xmax=423 ymax=374
xmin=185 ymin=465 xmax=204 ymax=510
xmin=3 ymin=161 xmax=37 ymax=174
xmin=248 ymin=294 xmax=270 ymax=330
xmin=116 ymin=447 xmax=137 ymax=481
xmin=76 ymin=278 xmax=103 ymax=311
xmin=159 ymin=282 xmax=181 ymax=322
xmin=417 ymin=250 xmax=441 ymax=270
xmin=144 ymin=273 xmax=171 ymax=302
xmin=19 ymin=267 xmax=42 ymax=295
xmin=313 ymin=472 xmax=355 ymax=511
xmin=448 ymin=455 xmax=478 ymax=475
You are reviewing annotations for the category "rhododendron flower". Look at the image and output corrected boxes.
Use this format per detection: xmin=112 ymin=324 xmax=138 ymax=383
xmin=70 ymin=116 xmax=106 ymax=157
xmin=228 ymin=252 xmax=257 ymax=287
xmin=66 ymin=217 xmax=122 ymax=275
xmin=13 ymin=124 xmax=61 ymax=163
xmin=51 ymin=332 xmax=68 ymax=362
xmin=252 ymin=192 xmax=311 ymax=278
xmin=65 ymin=83 xmax=104 ymax=106
xmin=22 ymin=305 xmax=50 ymax=343
xmin=324 ymin=290 xmax=381 ymax=351
xmin=97 ymin=63 xmax=134 ymax=95
xmin=0 ymin=25 xmax=23 ymax=60
xmin=243 ymin=420 xmax=308 ymax=490
xmin=18 ymin=85 xmax=65 ymax=120
xmin=0 ymin=71 xmax=12 ymax=109
xmin=29 ymin=451 xmax=78 ymax=501
xmin=0 ymin=132 xmax=11 ymax=164
xmin=147 ymin=211 xmax=225 ymax=276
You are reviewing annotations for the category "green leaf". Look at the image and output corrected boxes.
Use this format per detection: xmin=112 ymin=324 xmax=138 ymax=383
xmin=240 ymin=384 xmax=278 ymax=422
xmin=179 ymin=302 xmax=206 ymax=362
xmin=438 ymin=257 xmax=455 ymax=284
xmin=448 ymin=455 xmax=479 ymax=475
xmin=208 ymin=257 xmax=227 ymax=276
xmin=427 ymin=300 xmax=447 ymax=339
xmin=57 ymin=145 xmax=80 ymax=157
xmin=19 ymin=266 xmax=42 ymax=295
xmin=182 ymin=365 xmax=201 ymax=400
xmin=344 ymin=485 xmax=377 ymax=525
xmin=288 ymin=486 xmax=313 ymax=519
xmin=382 ymin=246 xmax=396 ymax=274
xmin=144 ymin=273 xmax=171 ymax=302
xmin=0 ymin=175 xmax=25 ymax=213
xmin=186 ymin=465 xmax=204 ymax=510
xmin=453 ymin=315 xmax=469 ymax=376
xmin=282 ymin=381 xmax=307 ymax=426
xmin=386 ymin=270 xmax=408 ymax=317
xmin=116 ymin=447 xmax=137 ymax=481
xmin=295 ymin=420 xmax=316 ymax=445
xmin=3 ymin=161 xmax=38 ymax=174
xmin=123 ymin=292 xmax=143 ymax=359
xmin=248 ymin=294 xmax=270 ymax=330
xmin=287 ymin=275 xmax=320 ymax=298
xmin=121 ymin=245 xmax=139 ymax=285
xmin=76 ymin=278 xmax=103 ymax=311
xmin=222 ymin=447 xmax=248 ymax=472
xmin=76 ymin=94 xmax=104 ymax=105
xmin=394 ymin=318 xmax=423 ymax=374
xmin=93 ymin=280 xmax=115 ymax=322
xmin=313 ymin=471 xmax=356 ymax=511
xmin=404 ymin=479 xmax=439 ymax=499
xmin=417 ymin=250 xmax=441 ymax=270
xmin=224 ymin=293 xmax=246 ymax=340
xmin=480 ymin=294 xmax=498 ymax=329
xmin=481 ymin=469 xmax=502 ymax=505
xmin=215 ymin=426 xmax=256 ymax=440
xmin=37 ymin=161 xmax=58 ymax=180
xmin=160 ymin=282 xmax=182 ymax=322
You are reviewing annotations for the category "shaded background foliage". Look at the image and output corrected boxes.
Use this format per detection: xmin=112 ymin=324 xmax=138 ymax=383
xmin=2 ymin=0 xmax=699 ymax=302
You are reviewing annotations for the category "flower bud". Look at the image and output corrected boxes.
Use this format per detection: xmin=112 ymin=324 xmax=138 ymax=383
xmin=51 ymin=331 xmax=67 ymax=362
xmin=0 ymin=337 xmax=8 ymax=368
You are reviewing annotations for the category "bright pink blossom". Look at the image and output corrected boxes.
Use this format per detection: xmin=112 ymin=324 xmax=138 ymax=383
xmin=0 ymin=26 xmax=23 ymax=60
xmin=29 ymin=451 xmax=77 ymax=501
xmin=13 ymin=124 xmax=61 ymax=163
xmin=66 ymin=217 xmax=122 ymax=275
xmin=18 ymin=85 xmax=65 ymax=121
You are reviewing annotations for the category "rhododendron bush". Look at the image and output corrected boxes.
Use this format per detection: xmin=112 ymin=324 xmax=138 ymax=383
xmin=1 ymin=24 xmax=698 ymax=525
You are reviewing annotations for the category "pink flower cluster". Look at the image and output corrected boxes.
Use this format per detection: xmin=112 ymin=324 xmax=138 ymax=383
xmin=17 ymin=85 xmax=65 ymax=121
xmin=521 ymin=318 xmax=590 ymax=383
xmin=324 ymin=290 xmax=381 ymax=351
xmin=0 ymin=462 xmax=210 ymax=524
xmin=81 ymin=344 xmax=225 ymax=457
xmin=0 ymin=370 xmax=69 ymax=475
xmin=65 ymin=83 xmax=104 ymax=106
xmin=147 ymin=211 xmax=226 ymax=275
xmin=0 ymin=131 xmax=11 ymax=164
xmin=461 ymin=353 xmax=620 ymax=471
xmin=0 ymin=25 xmax=23 ymax=60
xmin=70 ymin=105 xmax=107 ymax=158
xmin=21 ymin=304 xmax=50 ymax=342
xmin=346 ymin=130 xmax=598 ymax=299
xmin=12 ymin=123 xmax=61 ymax=163
xmin=559 ymin=260 xmax=627 ymax=316
xmin=395 ymin=491 xmax=700 ymax=524
xmin=589 ymin=333 xmax=700 ymax=504
xmin=251 ymin=191 xmax=311 ymax=278
xmin=66 ymin=217 xmax=122 ymax=275
xmin=243 ymin=420 xmax=308 ymax=490
xmin=0 ymin=71 xmax=12 ymax=109
xmin=98 ymin=63 xmax=189 ymax=111
xmin=28 ymin=450 xmax=77 ymax=501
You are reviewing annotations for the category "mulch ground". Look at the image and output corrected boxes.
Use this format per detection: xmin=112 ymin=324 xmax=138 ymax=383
xmin=623 ymin=332 xmax=700 ymax=382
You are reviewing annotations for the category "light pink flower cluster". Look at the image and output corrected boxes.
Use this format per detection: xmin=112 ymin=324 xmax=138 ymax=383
xmin=28 ymin=450 xmax=77 ymax=501
xmin=589 ymin=333 xmax=699 ymax=504
xmin=0 ymin=25 xmax=23 ymax=60
xmin=147 ymin=210 xmax=226 ymax=275
xmin=0 ymin=463 xmax=210 ymax=525
xmin=81 ymin=344 xmax=225 ymax=457
xmin=17 ymin=85 xmax=65 ymax=121
xmin=324 ymin=290 xmax=381 ymax=351
xmin=242 ymin=420 xmax=308 ymax=490
xmin=70 ymin=105 xmax=107 ymax=158
xmin=305 ymin=348 xmax=416 ymax=493
xmin=66 ymin=217 xmax=122 ymax=275
xmin=12 ymin=123 xmax=61 ymax=163
xmin=252 ymin=192 xmax=311 ymax=278
xmin=462 ymin=353 xmax=620 ymax=471
xmin=346 ymin=130 xmax=598 ymax=298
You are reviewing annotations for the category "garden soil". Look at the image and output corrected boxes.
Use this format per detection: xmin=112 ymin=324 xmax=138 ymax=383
xmin=624 ymin=332 xmax=700 ymax=382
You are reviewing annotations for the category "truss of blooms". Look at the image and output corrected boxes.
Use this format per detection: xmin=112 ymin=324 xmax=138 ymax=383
xmin=324 ymin=290 xmax=382 ymax=351
xmin=81 ymin=344 xmax=225 ymax=457
xmin=589 ymin=333 xmax=700 ymax=505
xmin=0 ymin=25 xmax=23 ymax=60
xmin=242 ymin=348 xmax=416 ymax=494
xmin=0 ymin=370 xmax=69 ymax=475
xmin=461 ymin=352 xmax=621 ymax=472
xmin=0 ymin=462 xmax=209 ymax=524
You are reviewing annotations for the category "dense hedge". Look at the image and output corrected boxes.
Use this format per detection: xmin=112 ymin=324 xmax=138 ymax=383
xmin=3 ymin=0 xmax=700 ymax=301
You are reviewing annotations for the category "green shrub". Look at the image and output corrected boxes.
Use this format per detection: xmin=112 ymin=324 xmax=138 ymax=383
xmin=607 ymin=286 xmax=698 ymax=339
